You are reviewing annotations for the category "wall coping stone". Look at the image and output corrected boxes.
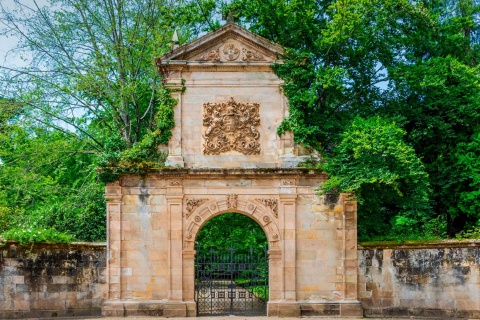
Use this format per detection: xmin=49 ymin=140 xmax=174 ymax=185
xmin=0 ymin=240 xmax=106 ymax=252
xmin=359 ymin=239 xmax=480 ymax=250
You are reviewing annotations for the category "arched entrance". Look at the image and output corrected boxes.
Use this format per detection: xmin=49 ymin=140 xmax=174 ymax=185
xmin=194 ymin=212 xmax=268 ymax=316
xmin=102 ymin=21 xmax=362 ymax=318
xmin=102 ymin=171 xmax=362 ymax=318
xmin=182 ymin=196 xmax=283 ymax=317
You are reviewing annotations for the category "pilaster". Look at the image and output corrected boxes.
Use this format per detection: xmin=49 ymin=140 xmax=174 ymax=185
xmin=279 ymin=192 xmax=298 ymax=301
xmin=166 ymin=181 xmax=184 ymax=301
xmin=105 ymin=182 xmax=122 ymax=302
xmin=342 ymin=194 xmax=359 ymax=300
xmin=182 ymin=249 xmax=196 ymax=316
xmin=165 ymin=89 xmax=185 ymax=167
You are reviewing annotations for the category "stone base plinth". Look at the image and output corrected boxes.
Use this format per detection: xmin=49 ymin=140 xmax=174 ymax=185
xmin=102 ymin=300 xmax=196 ymax=317
xmin=268 ymin=301 xmax=301 ymax=317
xmin=165 ymin=155 xmax=185 ymax=167
xmin=268 ymin=301 xmax=363 ymax=317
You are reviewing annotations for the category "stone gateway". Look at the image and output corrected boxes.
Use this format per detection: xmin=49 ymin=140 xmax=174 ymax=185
xmin=102 ymin=22 xmax=362 ymax=317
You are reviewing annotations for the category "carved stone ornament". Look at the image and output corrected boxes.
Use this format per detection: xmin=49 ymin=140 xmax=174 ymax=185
xmin=227 ymin=194 xmax=238 ymax=209
xmin=194 ymin=216 xmax=202 ymax=223
xmin=169 ymin=180 xmax=181 ymax=186
xmin=256 ymin=198 xmax=278 ymax=218
xmin=222 ymin=43 xmax=240 ymax=61
xmin=186 ymin=198 xmax=209 ymax=218
xmin=282 ymin=179 xmax=294 ymax=186
xmin=199 ymin=49 xmax=220 ymax=62
xmin=203 ymin=97 xmax=260 ymax=155
xmin=263 ymin=216 xmax=271 ymax=223
xmin=242 ymin=48 xmax=266 ymax=61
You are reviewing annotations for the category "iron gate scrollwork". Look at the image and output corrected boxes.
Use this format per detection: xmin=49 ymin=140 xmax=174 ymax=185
xmin=195 ymin=247 xmax=268 ymax=316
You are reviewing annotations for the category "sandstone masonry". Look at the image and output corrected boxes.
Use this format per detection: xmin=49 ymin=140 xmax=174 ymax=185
xmin=0 ymin=242 xmax=106 ymax=319
xmin=358 ymin=241 xmax=480 ymax=319
xmin=100 ymin=22 xmax=362 ymax=317
xmin=1 ymin=241 xmax=479 ymax=318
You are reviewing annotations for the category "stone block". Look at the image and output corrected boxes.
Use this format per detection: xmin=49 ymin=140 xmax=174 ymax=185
xmin=340 ymin=302 xmax=364 ymax=317
xmin=273 ymin=302 xmax=301 ymax=317
xmin=101 ymin=301 xmax=125 ymax=317
xmin=13 ymin=300 xmax=29 ymax=311
xmin=163 ymin=303 xmax=187 ymax=317
xmin=11 ymin=276 xmax=24 ymax=284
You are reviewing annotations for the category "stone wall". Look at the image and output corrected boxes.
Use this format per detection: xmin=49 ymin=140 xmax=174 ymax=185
xmin=0 ymin=241 xmax=107 ymax=319
xmin=2 ymin=239 xmax=480 ymax=319
xmin=358 ymin=241 xmax=480 ymax=318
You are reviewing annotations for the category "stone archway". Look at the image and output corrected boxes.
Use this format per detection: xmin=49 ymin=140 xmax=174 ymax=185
xmin=192 ymin=210 xmax=270 ymax=316
xmin=102 ymin=21 xmax=362 ymax=318
xmin=102 ymin=169 xmax=362 ymax=317
xmin=184 ymin=197 xmax=281 ymax=250
xmin=182 ymin=197 xmax=282 ymax=311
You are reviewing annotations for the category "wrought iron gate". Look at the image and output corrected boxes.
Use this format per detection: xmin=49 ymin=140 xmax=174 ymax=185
xmin=195 ymin=247 xmax=268 ymax=316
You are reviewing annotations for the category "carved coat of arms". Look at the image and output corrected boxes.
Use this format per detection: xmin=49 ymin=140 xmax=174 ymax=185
xmin=203 ymin=97 xmax=260 ymax=155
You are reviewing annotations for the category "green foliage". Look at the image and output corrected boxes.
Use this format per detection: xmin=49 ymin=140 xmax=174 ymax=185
xmin=0 ymin=0 xmax=219 ymax=243
xmin=195 ymin=213 xmax=268 ymax=254
xmin=320 ymin=116 xmax=433 ymax=240
xmin=231 ymin=0 xmax=480 ymax=239
xmin=2 ymin=227 xmax=73 ymax=246
xmin=455 ymin=225 xmax=480 ymax=240
xmin=321 ymin=116 xmax=429 ymax=196
xmin=97 ymin=84 xmax=180 ymax=182
xmin=455 ymin=132 xmax=480 ymax=225
xmin=0 ymin=119 xmax=107 ymax=242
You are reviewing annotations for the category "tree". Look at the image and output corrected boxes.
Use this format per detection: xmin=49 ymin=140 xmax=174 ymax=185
xmin=0 ymin=0 xmax=219 ymax=241
xmin=321 ymin=116 xmax=433 ymax=240
xmin=195 ymin=213 xmax=268 ymax=254
xmin=0 ymin=99 xmax=105 ymax=241
xmin=0 ymin=0 xmax=218 ymax=152
xmin=229 ymin=0 xmax=480 ymax=239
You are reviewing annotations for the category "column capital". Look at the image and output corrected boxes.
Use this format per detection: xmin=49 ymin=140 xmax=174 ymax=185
xmin=268 ymin=249 xmax=282 ymax=260
xmin=105 ymin=195 xmax=122 ymax=203
xmin=279 ymin=194 xmax=298 ymax=202
xmin=165 ymin=194 xmax=184 ymax=202
xmin=182 ymin=249 xmax=196 ymax=259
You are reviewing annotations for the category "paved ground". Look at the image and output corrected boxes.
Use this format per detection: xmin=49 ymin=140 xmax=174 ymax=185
xmin=83 ymin=317 xmax=447 ymax=320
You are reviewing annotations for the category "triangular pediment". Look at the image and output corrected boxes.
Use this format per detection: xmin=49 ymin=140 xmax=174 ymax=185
xmin=159 ymin=22 xmax=283 ymax=63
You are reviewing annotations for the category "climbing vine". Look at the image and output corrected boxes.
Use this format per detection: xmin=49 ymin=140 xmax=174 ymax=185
xmin=97 ymin=81 xmax=185 ymax=183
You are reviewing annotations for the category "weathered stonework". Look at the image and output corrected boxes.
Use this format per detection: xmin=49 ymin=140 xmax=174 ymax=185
xmin=101 ymin=169 xmax=362 ymax=317
xmin=358 ymin=241 xmax=480 ymax=319
xmin=102 ymin=22 xmax=362 ymax=317
xmin=255 ymin=198 xmax=278 ymax=218
xmin=0 ymin=242 xmax=106 ymax=319
xmin=3 ymin=240 xmax=479 ymax=319
xmin=185 ymin=198 xmax=208 ymax=218
xmin=155 ymin=22 xmax=302 ymax=169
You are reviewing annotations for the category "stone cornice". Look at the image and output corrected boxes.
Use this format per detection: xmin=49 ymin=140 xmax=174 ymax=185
xmin=359 ymin=239 xmax=480 ymax=250
xmin=159 ymin=61 xmax=282 ymax=73
xmin=111 ymin=167 xmax=325 ymax=179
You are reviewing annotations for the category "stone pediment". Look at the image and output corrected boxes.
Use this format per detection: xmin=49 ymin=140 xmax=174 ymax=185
xmin=157 ymin=22 xmax=283 ymax=64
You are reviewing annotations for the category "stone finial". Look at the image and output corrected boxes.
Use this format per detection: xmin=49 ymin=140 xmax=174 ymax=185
xmin=222 ymin=10 xmax=237 ymax=23
xmin=171 ymin=30 xmax=179 ymax=50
